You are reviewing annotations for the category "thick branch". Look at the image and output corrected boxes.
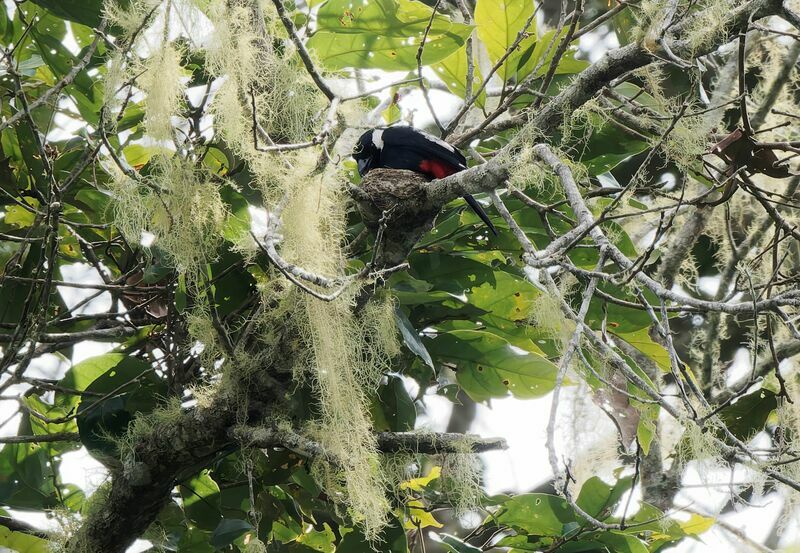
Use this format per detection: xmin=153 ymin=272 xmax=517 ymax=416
xmin=235 ymin=426 xmax=507 ymax=455
xmin=451 ymin=0 xmax=785 ymax=145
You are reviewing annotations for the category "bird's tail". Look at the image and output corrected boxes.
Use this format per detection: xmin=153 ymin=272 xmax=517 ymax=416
xmin=463 ymin=194 xmax=498 ymax=236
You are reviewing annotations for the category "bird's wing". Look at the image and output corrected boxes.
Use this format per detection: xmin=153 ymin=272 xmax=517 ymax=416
xmin=381 ymin=127 xmax=467 ymax=170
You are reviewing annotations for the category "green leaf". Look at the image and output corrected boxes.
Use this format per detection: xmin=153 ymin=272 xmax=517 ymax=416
xmin=60 ymin=353 xmax=136 ymax=391
xmin=586 ymin=283 xmax=654 ymax=333
xmin=612 ymin=7 xmax=638 ymax=46
xmin=575 ymin=475 xmax=633 ymax=520
xmin=636 ymin=402 xmax=659 ymax=455
xmin=0 ymin=418 xmax=58 ymax=509
xmin=468 ymin=271 xmax=540 ymax=321
xmin=594 ymin=531 xmax=649 ymax=553
xmin=220 ymin=184 xmax=251 ymax=243
xmin=475 ymin=0 xmax=537 ymax=82
xmin=432 ymin=47 xmax=486 ymax=107
xmin=75 ymin=355 xmax=165 ymax=460
xmin=309 ymin=0 xmax=472 ymax=70
xmin=576 ymin=113 xmax=649 ymax=176
xmin=612 ymin=328 xmax=672 ymax=372
xmin=520 ymin=28 xmax=588 ymax=81
xmin=180 ymin=470 xmax=223 ymax=530
xmin=210 ymin=518 xmax=253 ymax=548
xmin=177 ymin=527 xmax=215 ymax=552
xmin=123 ymin=144 xmax=165 ymax=168
xmin=373 ymin=375 xmax=416 ymax=431
xmin=296 ymin=523 xmax=336 ymax=552
xmin=395 ymin=306 xmax=434 ymax=370
xmin=28 ymin=0 xmax=106 ymax=27
xmin=24 ymin=394 xmax=79 ymax=456
xmin=0 ymin=525 xmax=50 ymax=553
xmin=427 ymin=330 xmax=558 ymax=402
xmin=496 ymin=493 xmax=577 ymax=535
xmin=336 ymin=514 xmax=408 ymax=552
xmin=4 ymin=203 xmax=37 ymax=228
xmin=719 ymin=388 xmax=777 ymax=440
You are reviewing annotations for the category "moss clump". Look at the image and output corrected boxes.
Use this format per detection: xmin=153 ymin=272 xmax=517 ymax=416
xmin=676 ymin=418 xmax=727 ymax=485
xmin=113 ymin=397 xmax=185 ymax=474
xmin=48 ymin=481 xmax=114 ymax=553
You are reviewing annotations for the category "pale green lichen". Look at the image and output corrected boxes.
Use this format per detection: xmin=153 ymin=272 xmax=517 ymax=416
xmin=107 ymin=155 xmax=226 ymax=273
xmin=438 ymin=438 xmax=483 ymax=516
xmin=204 ymin=0 xmax=324 ymax=159
xmin=245 ymin=163 xmax=400 ymax=540
xmin=103 ymin=0 xmax=162 ymax=40
xmin=138 ymin=41 xmax=187 ymax=142
xmin=529 ymin=274 xmax=577 ymax=353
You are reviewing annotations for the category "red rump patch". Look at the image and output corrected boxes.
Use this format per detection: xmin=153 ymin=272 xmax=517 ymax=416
xmin=419 ymin=159 xmax=458 ymax=180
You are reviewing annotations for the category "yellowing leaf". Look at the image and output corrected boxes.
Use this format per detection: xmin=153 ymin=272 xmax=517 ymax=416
xmin=0 ymin=525 xmax=50 ymax=553
xmin=123 ymin=144 xmax=169 ymax=168
xmin=400 ymin=466 xmax=441 ymax=492
xmin=613 ymin=328 xmax=672 ymax=372
xmin=680 ymin=513 xmax=715 ymax=536
xmin=403 ymin=499 xmax=443 ymax=529
xmin=5 ymin=201 xmax=39 ymax=228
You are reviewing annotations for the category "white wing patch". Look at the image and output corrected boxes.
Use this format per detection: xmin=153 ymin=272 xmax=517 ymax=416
xmin=372 ymin=129 xmax=385 ymax=149
xmin=419 ymin=130 xmax=455 ymax=152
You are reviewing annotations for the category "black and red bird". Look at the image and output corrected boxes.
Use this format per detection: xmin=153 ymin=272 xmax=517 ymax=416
xmin=353 ymin=126 xmax=497 ymax=235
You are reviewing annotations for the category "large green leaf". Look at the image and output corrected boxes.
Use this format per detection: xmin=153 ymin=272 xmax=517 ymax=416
xmin=426 ymin=329 xmax=558 ymax=402
xmin=372 ymin=375 xmax=416 ymax=431
xmin=309 ymin=0 xmax=472 ymax=70
xmin=28 ymin=0 xmax=105 ymax=27
xmin=395 ymin=306 xmax=434 ymax=370
xmin=24 ymin=394 xmax=80 ymax=456
xmin=0 ymin=418 xmax=58 ymax=509
xmin=180 ymin=470 xmax=223 ymax=530
xmin=475 ymin=0 xmax=537 ymax=82
xmin=576 ymin=114 xmax=649 ymax=176
xmin=496 ymin=493 xmax=577 ymax=536
xmin=612 ymin=328 xmax=672 ymax=372
xmin=0 ymin=525 xmax=50 ymax=553
xmin=719 ymin=388 xmax=777 ymax=440
xmin=75 ymin=355 xmax=166 ymax=460
xmin=210 ymin=518 xmax=253 ymax=549
xmin=432 ymin=46 xmax=486 ymax=107
xmin=60 ymin=353 xmax=136 ymax=391
xmin=575 ymin=475 xmax=632 ymax=520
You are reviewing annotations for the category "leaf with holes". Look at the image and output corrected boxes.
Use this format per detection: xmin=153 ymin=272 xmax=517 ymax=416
xmin=426 ymin=329 xmax=558 ymax=402
xmin=496 ymin=493 xmax=578 ymax=536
